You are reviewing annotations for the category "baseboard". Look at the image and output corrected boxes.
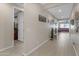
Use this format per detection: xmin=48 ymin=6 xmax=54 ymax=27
xmin=72 ymin=43 xmax=78 ymax=56
xmin=23 ymin=39 xmax=49 ymax=56
xmin=0 ymin=45 xmax=14 ymax=52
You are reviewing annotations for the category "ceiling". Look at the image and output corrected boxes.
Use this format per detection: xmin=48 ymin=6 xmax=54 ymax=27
xmin=10 ymin=3 xmax=24 ymax=16
xmin=11 ymin=3 xmax=76 ymax=20
xmin=10 ymin=3 xmax=24 ymax=8
xmin=14 ymin=8 xmax=22 ymax=16
xmin=41 ymin=3 xmax=74 ymax=20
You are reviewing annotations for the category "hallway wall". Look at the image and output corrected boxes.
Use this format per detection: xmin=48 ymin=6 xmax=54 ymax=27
xmin=18 ymin=12 xmax=24 ymax=42
xmin=0 ymin=4 xmax=14 ymax=50
xmin=24 ymin=3 xmax=53 ymax=54
xmin=70 ymin=4 xmax=79 ymax=45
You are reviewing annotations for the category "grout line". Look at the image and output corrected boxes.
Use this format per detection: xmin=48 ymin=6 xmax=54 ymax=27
xmin=72 ymin=44 xmax=78 ymax=56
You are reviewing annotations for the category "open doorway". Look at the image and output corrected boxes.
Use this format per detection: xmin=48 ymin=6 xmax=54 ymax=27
xmin=14 ymin=8 xmax=24 ymax=46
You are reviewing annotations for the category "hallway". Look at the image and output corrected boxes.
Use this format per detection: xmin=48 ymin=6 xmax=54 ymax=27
xmin=0 ymin=3 xmax=79 ymax=56
xmin=29 ymin=32 xmax=76 ymax=56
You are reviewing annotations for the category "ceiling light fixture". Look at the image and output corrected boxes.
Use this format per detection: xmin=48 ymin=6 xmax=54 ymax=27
xmin=58 ymin=9 xmax=62 ymax=12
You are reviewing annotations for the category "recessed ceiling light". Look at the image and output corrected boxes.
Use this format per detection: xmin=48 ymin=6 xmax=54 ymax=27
xmin=58 ymin=9 xmax=62 ymax=12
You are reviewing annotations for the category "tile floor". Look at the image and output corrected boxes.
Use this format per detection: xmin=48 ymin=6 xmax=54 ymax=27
xmin=0 ymin=32 xmax=78 ymax=56
xmin=0 ymin=40 xmax=24 ymax=56
xmin=70 ymin=33 xmax=79 ymax=56
xmin=29 ymin=32 xmax=76 ymax=56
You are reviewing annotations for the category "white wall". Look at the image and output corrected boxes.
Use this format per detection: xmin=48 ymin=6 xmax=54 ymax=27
xmin=18 ymin=12 xmax=24 ymax=42
xmin=70 ymin=4 xmax=79 ymax=45
xmin=73 ymin=4 xmax=79 ymax=45
xmin=0 ymin=4 xmax=14 ymax=50
xmin=14 ymin=17 xmax=18 ymax=28
xmin=24 ymin=3 xmax=53 ymax=54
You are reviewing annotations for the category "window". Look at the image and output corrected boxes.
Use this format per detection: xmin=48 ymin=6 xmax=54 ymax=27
xmin=59 ymin=20 xmax=69 ymax=28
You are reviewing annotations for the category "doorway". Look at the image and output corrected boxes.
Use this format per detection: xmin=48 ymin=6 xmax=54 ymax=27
xmin=14 ymin=8 xmax=24 ymax=46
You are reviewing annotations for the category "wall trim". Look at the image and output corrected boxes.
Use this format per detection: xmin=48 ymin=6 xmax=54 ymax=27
xmin=23 ymin=39 xmax=49 ymax=56
xmin=0 ymin=45 xmax=14 ymax=52
xmin=72 ymin=43 xmax=78 ymax=56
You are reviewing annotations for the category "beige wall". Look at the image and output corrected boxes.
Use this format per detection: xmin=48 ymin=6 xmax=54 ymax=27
xmin=70 ymin=4 xmax=79 ymax=45
xmin=18 ymin=12 xmax=24 ymax=42
xmin=0 ymin=4 xmax=14 ymax=50
xmin=24 ymin=3 xmax=53 ymax=54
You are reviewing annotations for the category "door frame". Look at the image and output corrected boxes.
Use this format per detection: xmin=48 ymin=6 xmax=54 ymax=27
xmin=13 ymin=6 xmax=24 ymax=46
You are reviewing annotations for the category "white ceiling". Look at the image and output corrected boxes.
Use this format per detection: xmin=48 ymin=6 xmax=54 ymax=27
xmin=41 ymin=3 xmax=66 ymax=9
xmin=11 ymin=3 xmax=75 ymax=20
xmin=41 ymin=3 xmax=74 ymax=19
xmin=10 ymin=3 xmax=24 ymax=8
xmin=10 ymin=3 xmax=24 ymax=16
xmin=14 ymin=8 xmax=22 ymax=16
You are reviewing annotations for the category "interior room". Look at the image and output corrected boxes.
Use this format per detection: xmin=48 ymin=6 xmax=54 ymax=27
xmin=0 ymin=3 xmax=79 ymax=56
